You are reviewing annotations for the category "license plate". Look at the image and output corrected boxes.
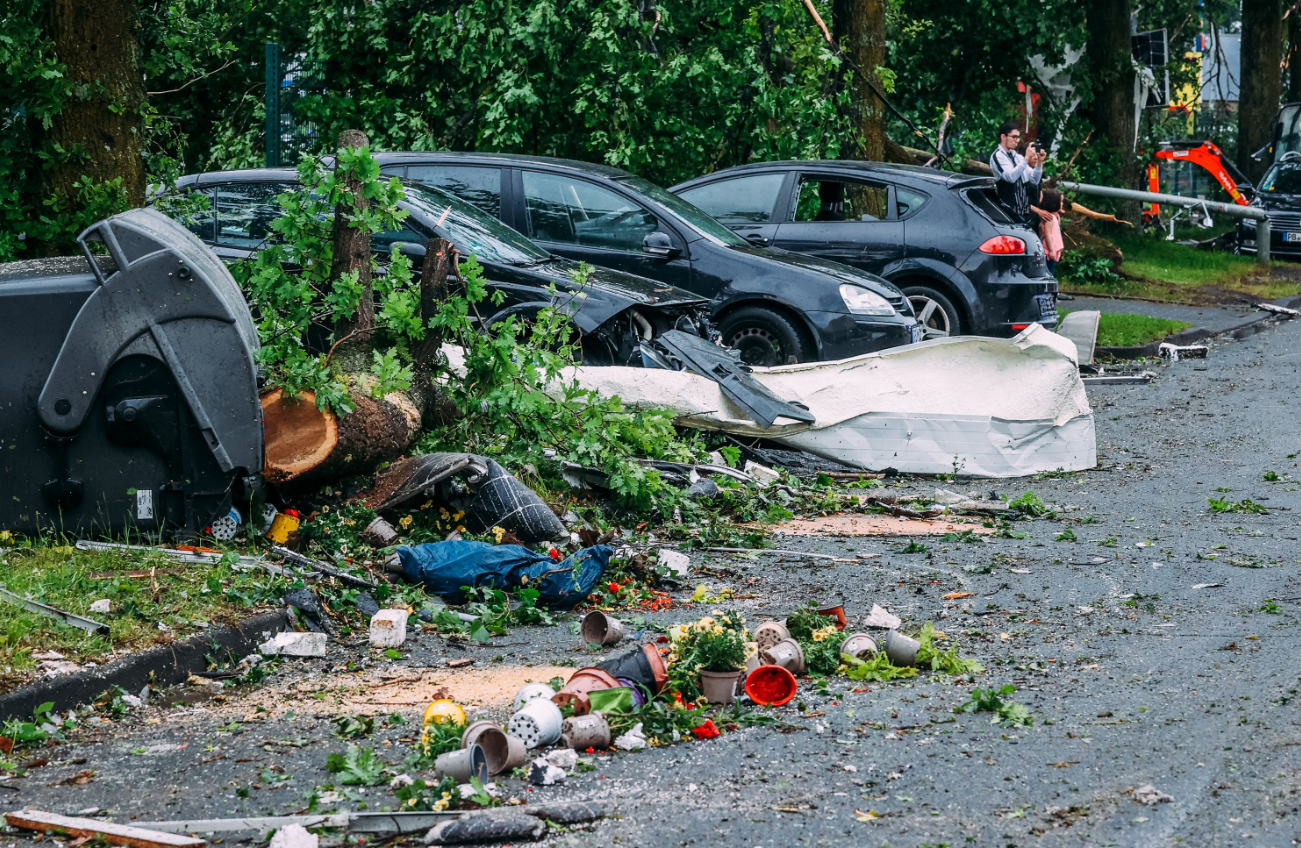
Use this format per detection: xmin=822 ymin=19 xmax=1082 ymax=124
xmin=910 ymin=324 xmax=925 ymax=344
xmin=1285 ymin=232 xmax=1301 ymax=243
xmin=1035 ymin=294 xmax=1057 ymax=317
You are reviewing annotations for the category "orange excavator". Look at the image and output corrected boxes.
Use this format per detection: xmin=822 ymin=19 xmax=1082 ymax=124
xmin=1143 ymin=140 xmax=1253 ymax=225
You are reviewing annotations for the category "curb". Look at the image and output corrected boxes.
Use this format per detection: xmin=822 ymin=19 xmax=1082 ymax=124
xmin=0 ymin=610 xmax=289 ymax=723
xmin=1096 ymin=310 xmax=1284 ymax=359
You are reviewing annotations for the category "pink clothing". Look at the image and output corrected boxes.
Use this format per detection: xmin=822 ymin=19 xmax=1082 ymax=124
xmin=1042 ymin=212 xmax=1063 ymax=261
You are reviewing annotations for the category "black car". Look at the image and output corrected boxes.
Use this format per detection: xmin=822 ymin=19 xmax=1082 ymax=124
xmin=165 ymin=170 xmax=715 ymax=366
xmin=671 ymin=161 xmax=1058 ymax=338
xmin=1237 ymin=153 xmax=1301 ymax=257
xmin=370 ymin=153 xmax=923 ymax=367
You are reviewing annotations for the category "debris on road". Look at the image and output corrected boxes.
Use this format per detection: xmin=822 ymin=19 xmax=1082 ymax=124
xmin=0 ymin=587 xmax=110 ymax=635
xmin=1132 ymin=784 xmax=1175 ymax=805
xmin=774 ymin=514 xmax=993 ymax=537
xmin=1056 ymin=310 xmax=1100 ymax=365
xmin=864 ymin=604 xmax=903 ymax=630
xmin=1159 ymin=342 xmax=1208 ymax=361
xmin=657 ymin=548 xmax=691 ymax=577
xmin=267 ymin=824 xmax=318 ymax=848
xmin=4 ymin=809 xmax=207 ymax=848
xmin=88 ymin=599 xmax=111 ymax=613
xmin=527 ymin=756 xmax=567 ymax=786
xmin=369 ymin=609 xmax=410 ymax=647
xmin=259 ymin=631 xmax=327 ymax=657
xmin=394 ymin=541 xmax=611 ymax=608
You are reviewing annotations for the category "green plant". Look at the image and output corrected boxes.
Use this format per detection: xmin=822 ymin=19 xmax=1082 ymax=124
xmin=1008 ymin=491 xmax=1048 ymax=517
xmin=900 ymin=539 xmax=928 ymax=554
xmin=915 ymin=623 xmax=983 ymax=676
xmin=1056 ymin=526 xmax=1078 ymax=542
xmin=1263 ymin=470 xmax=1279 ymax=481
xmin=785 ymin=605 xmax=832 ymax=642
xmin=802 ymin=627 xmax=848 ymax=677
xmin=955 ymin=684 xmax=1032 ymax=727
xmin=1056 ymin=249 xmax=1120 ymax=287
xmin=417 ymin=720 xmax=466 ymax=762
xmin=1261 ymin=599 xmax=1281 ymax=614
xmin=1208 ymin=497 xmax=1269 ymax=515
xmin=1098 ymin=536 xmax=1119 ymax=548
xmin=332 ymin=715 xmax=375 ymax=739
xmin=668 ymin=613 xmax=747 ymax=674
xmin=324 ymin=745 xmax=386 ymax=785
xmin=842 ymin=652 xmax=919 ymax=682
xmin=395 ymin=776 xmax=460 ymax=811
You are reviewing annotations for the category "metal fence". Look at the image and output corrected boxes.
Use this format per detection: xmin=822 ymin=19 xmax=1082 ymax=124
xmin=264 ymin=43 xmax=323 ymax=167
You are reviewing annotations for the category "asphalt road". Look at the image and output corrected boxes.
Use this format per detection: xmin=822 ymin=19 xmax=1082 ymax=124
xmin=5 ymin=317 xmax=1301 ymax=848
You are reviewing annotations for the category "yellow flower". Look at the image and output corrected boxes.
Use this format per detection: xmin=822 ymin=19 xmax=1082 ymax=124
xmin=433 ymin=799 xmax=449 ymax=811
xmin=439 ymin=507 xmax=450 ymax=517
xmin=668 ymin=624 xmax=689 ymax=641
xmin=492 ymin=526 xmax=505 ymax=542
xmin=453 ymin=511 xmax=465 ymax=521
xmin=399 ymin=515 xmax=413 ymax=529
xmin=420 ymin=500 xmax=433 ymax=510
xmin=812 ymin=624 xmax=838 ymax=642
xmin=456 ymin=525 xmax=466 ymax=533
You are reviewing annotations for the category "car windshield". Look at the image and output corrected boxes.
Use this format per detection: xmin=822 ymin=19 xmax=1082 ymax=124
xmin=1260 ymin=163 xmax=1301 ymax=194
xmin=401 ymin=183 xmax=550 ymax=264
xmin=614 ymin=175 xmax=748 ymax=246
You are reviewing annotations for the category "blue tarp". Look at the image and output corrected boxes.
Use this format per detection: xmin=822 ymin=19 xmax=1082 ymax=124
xmin=397 ymin=540 xmax=611 ymax=609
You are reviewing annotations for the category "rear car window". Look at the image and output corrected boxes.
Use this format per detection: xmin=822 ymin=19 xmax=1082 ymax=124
xmin=677 ymin=173 xmax=785 ymax=224
xmin=895 ymin=187 xmax=930 ymax=218
xmin=406 ymin=165 xmax=502 ymax=219
xmin=961 ymin=187 xmax=1015 ymax=225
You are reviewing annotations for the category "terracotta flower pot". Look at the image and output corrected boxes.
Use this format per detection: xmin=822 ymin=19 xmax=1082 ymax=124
xmin=596 ymin=644 xmax=668 ymax=694
xmin=509 ymin=697 xmax=564 ymax=748
xmin=700 ymin=669 xmax=744 ymax=705
xmin=817 ymin=605 xmax=848 ymax=630
xmin=745 ymin=665 xmax=798 ymax=707
xmin=461 ymin=720 xmax=511 ymax=776
xmin=561 ymin=713 xmax=612 ymax=749
xmin=580 ymin=610 xmax=625 ymax=646
xmin=840 ymin=632 xmax=878 ymax=660
xmin=512 ymin=682 xmax=556 ymax=712
xmin=761 ymin=637 xmax=806 ymax=675
xmin=434 ymin=742 xmax=488 ymax=783
xmin=884 ymin=630 xmax=921 ymax=667
xmin=753 ymin=621 xmax=791 ymax=652
xmin=552 ymin=667 xmax=621 ymax=715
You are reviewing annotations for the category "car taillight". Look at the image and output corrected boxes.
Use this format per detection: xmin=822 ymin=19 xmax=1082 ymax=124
xmin=979 ymin=235 xmax=1026 ymax=255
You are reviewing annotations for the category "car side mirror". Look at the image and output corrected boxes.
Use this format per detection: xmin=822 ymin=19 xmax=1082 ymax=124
xmin=397 ymin=241 xmax=427 ymax=258
xmin=643 ymin=231 xmax=680 ymax=258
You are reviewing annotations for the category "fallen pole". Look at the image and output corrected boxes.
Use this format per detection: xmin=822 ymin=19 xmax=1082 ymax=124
xmin=1058 ymin=181 xmax=1271 ymax=264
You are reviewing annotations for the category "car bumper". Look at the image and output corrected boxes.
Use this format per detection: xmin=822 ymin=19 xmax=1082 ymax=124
xmin=810 ymin=312 xmax=924 ymax=359
xmin=975 ymin=281 xmax=1059 ymax=336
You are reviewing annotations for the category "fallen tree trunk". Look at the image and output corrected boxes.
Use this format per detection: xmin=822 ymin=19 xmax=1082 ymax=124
xmin=260 ymin=134 xmax=457 ymax=486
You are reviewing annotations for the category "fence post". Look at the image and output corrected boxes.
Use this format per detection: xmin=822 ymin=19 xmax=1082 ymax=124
xmin=265 ymin=43 xmax=281 ymax=168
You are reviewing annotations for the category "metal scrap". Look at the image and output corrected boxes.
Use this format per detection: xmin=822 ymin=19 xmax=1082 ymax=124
xmin=0 ymin=587 xmax=110 ymax=635
xmin=4 ymin=809 xmax=205 ymax=848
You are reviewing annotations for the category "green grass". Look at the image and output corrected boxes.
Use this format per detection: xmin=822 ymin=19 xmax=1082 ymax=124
xmin=1061 ymin=310 xmax=1193 ymax=347
xmin=0 ymin=542 xmax=287 ymax=694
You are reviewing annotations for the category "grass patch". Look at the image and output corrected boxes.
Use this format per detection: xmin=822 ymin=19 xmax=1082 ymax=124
xmin=0 ymin=543 xmax=287 ymax=694
xmin=1084 ymin=312 xmax=1194 ymax=347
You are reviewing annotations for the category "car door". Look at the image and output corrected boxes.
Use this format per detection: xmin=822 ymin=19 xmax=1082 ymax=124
xmin=207 ymin=182 xmax=293 ymax=262
xmin=516 ymin=169 xmax=695 ymax=290
xmin=772 ymin=174 xmax=904 ymax=272
xmin=674 ymin=171 xmax=789 ymax=247
xmin=400 ymin=164 xmax=507 ymax=222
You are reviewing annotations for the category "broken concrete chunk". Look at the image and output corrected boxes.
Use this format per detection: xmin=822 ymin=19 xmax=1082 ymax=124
xmin=863 ymin=604 xmax=902 ymax=630
xmin=657 ymin=549 xmax=690 ymax=578
xmin=268 ymin=824 xmax=319 ymax=848
xmin=369 ymin=609 xmax=410 ymax=648
xmin=931 ymin=488 xmax=970 ymax=505
xmin=424 ymin=814 xmax=545 ymax=845
xmin=545 ymin=748 xmax=578 ymax=770
xmin=743 ymin=460 xmax=780 ymax=486
xmin=687 ymin=478 xmax=722 ymax=500
xmin=1159 ymin=342 xmax=1208 ymax=361
xmin=259 ymin=631 xmax=327 ymax=657
xmin=1132 ymin=784 xmax=1174 ymax=805
xmin=89 ymin=599 xmax=111 ymax=614
xmin=614 ymin=722 xmax=647 ymax=751
xmin=527 ymin=757 xmax=566 ymax=786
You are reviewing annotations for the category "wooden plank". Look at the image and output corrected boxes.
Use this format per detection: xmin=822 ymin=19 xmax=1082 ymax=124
xmin=4 ymin=809 xmax=206 ymax=848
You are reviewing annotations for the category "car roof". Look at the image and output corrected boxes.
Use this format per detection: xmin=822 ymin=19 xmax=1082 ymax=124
xmin=674 ymin=160 xmax=990 ymax=189
xmin=371 ymin=151 xmax=636 ymax=180
xmin=177 ymin=168 xmax=299 ymax=189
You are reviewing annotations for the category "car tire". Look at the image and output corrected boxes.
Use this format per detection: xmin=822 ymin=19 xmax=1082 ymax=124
xmin=718 ymin=306 xmax=808 ymax=367
xmin=901 ymin=286 xmax=962 ymax=338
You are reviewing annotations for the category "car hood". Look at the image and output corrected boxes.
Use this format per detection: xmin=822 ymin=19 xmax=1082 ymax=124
xmin=724 ymin=243 xmax=906 ymax=300
xmin=1255 ymin=193 xmax=1301 ymax=213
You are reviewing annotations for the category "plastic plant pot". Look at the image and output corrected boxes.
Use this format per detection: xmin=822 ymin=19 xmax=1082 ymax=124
xmin=840 ymin=632 xmax=878 ymax=660
xmin=502 ymin=735 xmax=528 ymax=771
xmin=423 ymin=699 xmax=466 ymax=727
xmin=461 ymin=721 xmax=511 ymax=776
xmin=560 ymin=713 xmax=612 ymax=749
xmin=596 ymin=644 xmax=669 ymax=694
xmin=753 ymin=621 xmax=791 ymax=652
xmin=761 ymin=637 xmax=806 ymax=675
xmin=512 ymin=682 xmax=556 ymax=712
xmin=580 ymin=611 xmax=625 ymax=646
xmin=434 ymin=742 xmax=488 ymax=783
xmin=884 ymin=630 xmax=921 ymax=667
xmin=745 ymin=664 xmax=798 ymax=707
xmin=700 ymin=670 xmax=744 ymax=705
xmin=553 ymin=668 xmax=621 ymax=716
xmin=744 ymin=643 xmax=762 ymax=674
xmin=508 ymin=697 xmax=564 ymax=748
xmin=817 ymin=605 xmax=848 ymax=630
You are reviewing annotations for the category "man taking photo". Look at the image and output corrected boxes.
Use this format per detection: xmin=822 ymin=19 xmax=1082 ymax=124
xmin=990 ymin=122 xmax=1044 ymax=226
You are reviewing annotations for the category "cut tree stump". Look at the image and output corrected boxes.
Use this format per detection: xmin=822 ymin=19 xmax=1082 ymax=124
xmin=261 ymin=389 xmax=338 ymax=483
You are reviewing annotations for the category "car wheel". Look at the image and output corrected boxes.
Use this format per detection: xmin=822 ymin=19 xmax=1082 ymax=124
xmin=719 ymin=306 xmax=808 ymax=367
xmin=902 ymin=286 xmax=961 ymax=338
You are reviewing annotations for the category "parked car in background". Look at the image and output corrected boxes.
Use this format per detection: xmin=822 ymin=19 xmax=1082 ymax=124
xmin=671 ymin=161 xmax=1058 ymax=338
xmin=371 ymin=152 xmax=923 ymax=367
xmin=162 ymin=169 xmax=716 ymax=367
xmin=1237 ymin=152 xmax=1301 ymax=258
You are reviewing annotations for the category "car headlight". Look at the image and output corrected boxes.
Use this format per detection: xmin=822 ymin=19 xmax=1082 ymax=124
xmin=839 ymin=284 xmax=895 ymax=316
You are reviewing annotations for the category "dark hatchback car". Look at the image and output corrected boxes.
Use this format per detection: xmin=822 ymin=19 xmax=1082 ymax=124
xmin=1236 ymin=153 xmax=1301 ymax=258
xmin=671 ymin=161 xmax=1058 ymax=338
xmin=165 ymin=169 xmax=715 ymax=366
xmin=370 ymin=152 xmax=922 ymax=367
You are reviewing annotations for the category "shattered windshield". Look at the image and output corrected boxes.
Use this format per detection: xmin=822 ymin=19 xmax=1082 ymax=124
xmin=1260 ymin=163 xmax=1301 ymax=194
xmin=401 ymin=183 xmax=550 ymax=265
xmin=614 ymin=175 xmax=748 ymax=247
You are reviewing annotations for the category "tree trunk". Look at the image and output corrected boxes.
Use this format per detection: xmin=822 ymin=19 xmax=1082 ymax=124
xmin=1241 ymin=0 xmax=1285 ymax=183
xmin=833 ymin=0 xmax=887 ymax=163
xmin=1289 ymin=7 xmax=1301 ymax=103
xmin=329 ymin=129 xmax=376 ymax=373
xmin=31 ymin=0 xmax=147 ymax=256
xmin=1085 ymin=0 xmax=1138 ymax=218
